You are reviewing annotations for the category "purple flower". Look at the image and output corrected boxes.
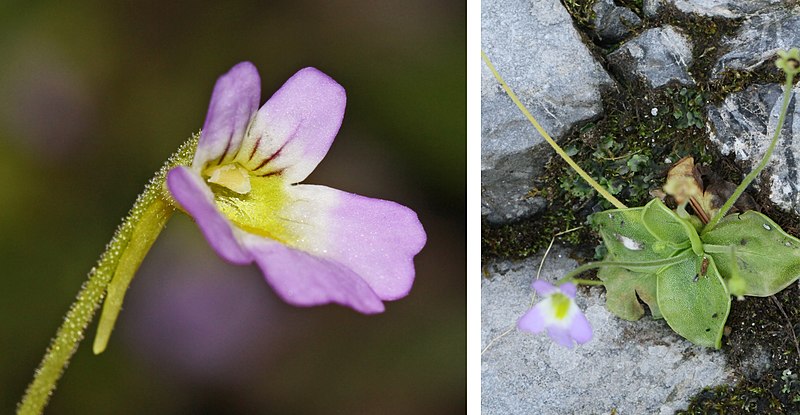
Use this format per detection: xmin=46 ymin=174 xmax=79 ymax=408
xmin=517 ymin=281 xmax=592 ymax=348
xmin=166 ymin=62 xmax=426 ymax=314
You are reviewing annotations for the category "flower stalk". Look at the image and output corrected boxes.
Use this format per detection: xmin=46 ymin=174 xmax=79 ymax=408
xmin=704 ymin=49 xmax=799 ymax=233
xmin=480 ymin=50 xmax=628 ymax=210
xmin=16 ymin=135 xmax=197 ymax=415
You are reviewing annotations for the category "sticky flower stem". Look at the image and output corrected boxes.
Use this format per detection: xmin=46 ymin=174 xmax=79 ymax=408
xmin=17 ymin=134 xmax=198 ymax=415
xmin=704 ymin=71 xmax=796 ymax=233
xmin=481 ymin=51 xmax=628 ymax=210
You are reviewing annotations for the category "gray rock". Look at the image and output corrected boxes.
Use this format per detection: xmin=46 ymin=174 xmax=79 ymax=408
xmin=608 ymin=25 xmax=694 ymax=88
xmin=482 ymin=245 xmax=739 ymax=414
xmin=593 ymin=0 xmax=643 ymax=44
xmin=644 ymin=0 xmax=664 ymax=17
xmin=644 ymin=0 xmax=783 ymax=19
xmin=713 ymin=7 xmax=800 ymax=76
xmin=481 ymin=0 xmax=614 ymax=223
xmin=707 ymin=83 xmax=800 ymax=213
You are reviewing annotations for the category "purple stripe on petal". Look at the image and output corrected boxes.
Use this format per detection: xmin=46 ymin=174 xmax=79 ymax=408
xmin=241 ymin=234 xmax=385 ymax=314
xmin=194 ymin=62 xmax=261 ymax=169
xmin=517 ymin=303 xmax=548 ymax=334
xmin=284 ymin=185 xmax=426 ymax=301
xmin=570 ymin=311 xmax=593 ymax=344
xmin=242 ymin=67 xmax=345 ymax=183
xmin=532 ymin=280 xmax=557 ymax=296
xmin=166 ymin=166 xmax=252 ymax=264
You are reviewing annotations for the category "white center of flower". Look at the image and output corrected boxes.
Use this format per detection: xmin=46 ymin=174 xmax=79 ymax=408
xmin=206 ymin=163 xmax=252 ymax=194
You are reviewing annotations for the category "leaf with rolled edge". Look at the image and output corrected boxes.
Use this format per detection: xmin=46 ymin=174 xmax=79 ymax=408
xmin=597 ymin=266 xmax=661 ymax=321
xmin=702 ymin=211 xmax=800 ymax=296
xmin=641 ymin=199 xmax=694 ymax=246
xmin=657 ymin=255 xmax=730 ymax=348
xmin=589 ymin=201 xmax=688 ymax=263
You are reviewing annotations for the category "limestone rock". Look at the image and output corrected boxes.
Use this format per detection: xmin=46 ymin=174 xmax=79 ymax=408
xmin=707 ymin=83 xmax=800 ymax=213
xmin=592 ymin=0 xmax=643 ymax=44
xmin=481 ymin=246 xmax=737 ymax=414
xmin=644 ymin=0 xmax=664 ymax=17
xmin=608 ymin=25 xmax=694 ymax=88
xmin=713 ymin=7 xmax=800 ymax=76
xmin=644 ymin=0 xmax=783 ymax=19
xmin=481 ymin=0 xmax=614 ymax=223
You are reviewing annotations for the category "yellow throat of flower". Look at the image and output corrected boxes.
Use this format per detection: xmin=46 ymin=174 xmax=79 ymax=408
xmin=206 ymin=163 xmax=252 ymax=194
xmin=550 ymin=293 xmax=571 ymax=320
xmin=204 ymin=162 xmax=293 ymax=245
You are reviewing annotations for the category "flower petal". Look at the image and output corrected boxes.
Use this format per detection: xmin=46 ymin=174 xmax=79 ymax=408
xmin=237 ymin=67 xmax=346 ymax=183
xmin=517 ymin=303 xmax=548 ymax=334
xmin=166 ymin=166 xmax=252 ymax=264
xmin=532 ymin=280 xmax=557 ymax=296
xmin=560 ymin=282 xmax=577 ymax=298
xmin=546 ymin=326 xmax=576 ymax=349
xmin=569 ymin=311 xmax=593 ymax=344
xmin=194 ymin=62 xmax=261 ymax=169
xmin=275 ymin=184 xmax=425 ymax=300
xmin=241 ymin=234 xmax=385 ymax=314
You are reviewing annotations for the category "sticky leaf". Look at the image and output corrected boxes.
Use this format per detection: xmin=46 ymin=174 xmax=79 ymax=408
xmin=597 ymin=266 xmax=661 ymax=320
xmin=589 ymin=202 xmax=688 ymax=322
xmin=641 ymin=198 xmax=693 ymax=246
xmin=589 ymin=204 xmax=683 ymax=263
xmin=702 ymin=211 xmax=800 ymax=296
xmin=657 ymin=255 xmax=730 ymax=348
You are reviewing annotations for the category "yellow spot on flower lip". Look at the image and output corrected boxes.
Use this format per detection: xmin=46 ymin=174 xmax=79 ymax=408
xmin=206 ymin=163 xmax=251 ymax=194
xmin=551 ymin=293 xmax=571 ymax=320
xmin=213 ymin=172 xmax=294 ymax=247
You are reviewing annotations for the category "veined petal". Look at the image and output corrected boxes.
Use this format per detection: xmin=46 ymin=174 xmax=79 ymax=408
xmin=166 ymin=166 xmax=252 ymax=264
xmin=241 ymin=234 xmax=385 ymax=313
xmin=194 ymin=62 xmax=261 ymax=169
xmin=276 ymin=184 xmax=426 ymax=300
xmin=237 ymin=67 xmax=346 ymax=183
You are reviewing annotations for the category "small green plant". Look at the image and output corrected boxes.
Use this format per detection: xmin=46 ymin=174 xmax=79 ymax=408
xmin=780 ymin=369 xmax=800 ymax=403
xmin=781 ymin=369 xmax=796 ymax=394
xmin=561 ymin=0 xmax=596 ymax=30
xmin=483 ymin=48 xmax=800 ymax=348
xmin=669 ymin=87 xmax=705 ymax=129
xmin=558 ymin=136 xmax=654 ymax=209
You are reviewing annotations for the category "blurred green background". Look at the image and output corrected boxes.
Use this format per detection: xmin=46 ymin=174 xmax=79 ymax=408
xmin=0 ymin=1 xmax=464 ymax=413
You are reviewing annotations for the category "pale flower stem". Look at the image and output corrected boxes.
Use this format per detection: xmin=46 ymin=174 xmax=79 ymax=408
xmin=16 ymin=135 xmax=198 ymax=415
xmin=481 ymin=50 xmax=628 ymax=210
xmin=556 ymin=250 xmax=695 ymax=286
xmin=570 ymin=278 xmax=605 ymax=286
xmin=703 ymin=72 xmax=796 ymax=233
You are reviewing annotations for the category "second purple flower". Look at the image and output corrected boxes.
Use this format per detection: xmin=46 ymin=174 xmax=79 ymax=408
xmin=518 ymin=281 xmax=593 ymax=348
